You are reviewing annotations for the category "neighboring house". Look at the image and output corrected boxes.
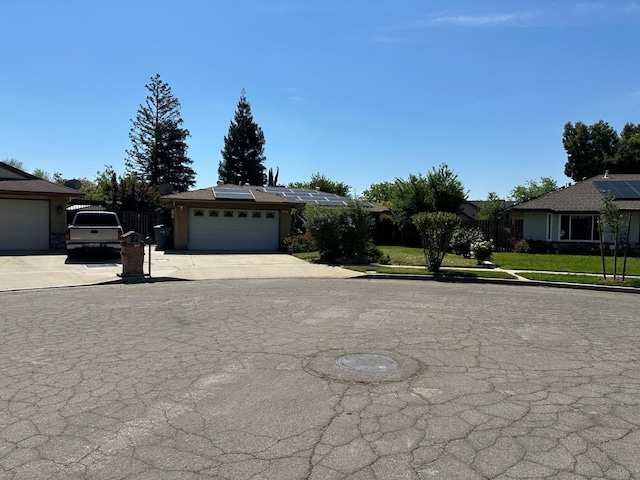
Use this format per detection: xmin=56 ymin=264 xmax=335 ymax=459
xmin=0 ymin=161 xmax=85 ymax=251
xmin=461 ymin=200 xmax=516 ymax=221
xmin=162 ymin=184 xmax=374 ymax=251
xmin=510 ymin=173 xmax=640 ymax=252
xmin=461 ymin=201 xmax=484 ymax=221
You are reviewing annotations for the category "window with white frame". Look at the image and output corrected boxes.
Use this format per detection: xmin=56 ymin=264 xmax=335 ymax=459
xmin=547 ymin=214 xmax=552 ymax=241
xmin=559 ymin=215 xmax=599 ymax=241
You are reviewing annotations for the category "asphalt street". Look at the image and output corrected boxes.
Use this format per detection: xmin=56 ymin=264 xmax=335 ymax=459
xmin=1 ymin=278 xmax=639 ymax=479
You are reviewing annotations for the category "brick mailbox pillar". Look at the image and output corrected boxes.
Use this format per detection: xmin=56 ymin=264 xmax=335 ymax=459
xmin=120 ymin=231 xmax=145 ymax=281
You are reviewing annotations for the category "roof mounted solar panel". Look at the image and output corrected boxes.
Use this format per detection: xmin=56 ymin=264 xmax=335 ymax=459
xmin=594 ymin=180 xmax=640 ymax=199
xmin=212 ymin=187 xmax=255 ymax=200
xmin=260 ymin=186 xmax=373 ymax=207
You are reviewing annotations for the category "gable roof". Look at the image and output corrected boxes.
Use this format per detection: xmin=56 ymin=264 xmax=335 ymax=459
xmin=0 ymin=162 xmax=85 ymax=198
xmin=162 ymin=185 xmax=304 ymax=205
xmin=162 ymin=184 xmax=385 ymax=210
xmin=512 ymin=173 xmax=640 ymax=212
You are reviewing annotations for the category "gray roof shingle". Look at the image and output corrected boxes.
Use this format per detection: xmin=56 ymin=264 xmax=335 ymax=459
xmin=1 ymin=161 xmax=85 ymax=197
xmin=162 ymin=186 xmax=303 ymax=205
xmin=512 ymin=174 xmax=640 ymax=212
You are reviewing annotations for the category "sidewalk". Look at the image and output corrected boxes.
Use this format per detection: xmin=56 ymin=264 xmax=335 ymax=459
xmin=0 ymin=250 xmax=362 ymax=291
xmin=361 ymin=262 xmax=640 ymax=293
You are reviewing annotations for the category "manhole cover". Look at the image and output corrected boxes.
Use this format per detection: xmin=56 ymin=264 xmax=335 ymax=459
xmin=303 ymin=350 xmax=424 ymax=384
xmin=337 ymin=353 xmax=398 ymax=372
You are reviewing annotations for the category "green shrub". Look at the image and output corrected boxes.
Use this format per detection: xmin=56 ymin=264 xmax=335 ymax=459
xmin=471 ymin=240 xmax=494 ymax=264
xmin=282 ymin=233 xmax=317 ymax=253
xmin=366 ymin=244 xmax=391 ymax=264
xmin=303 ymin=201 xmax=374 ymax=261
xmin=450 ymin=227 xmax=484 ymax=257
xmin=412 ymin=212 xmax=460 ymax=272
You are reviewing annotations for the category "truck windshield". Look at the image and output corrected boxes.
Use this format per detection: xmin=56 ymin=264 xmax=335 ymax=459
xmin=74 ymin=213 xmax=120 ymax=226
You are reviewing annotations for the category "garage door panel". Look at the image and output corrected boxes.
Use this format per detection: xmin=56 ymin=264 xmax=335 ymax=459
xmin=0 ymin=200 xmax=49 ymax=250
xmin=188 ymin=209 xmax=279 ymax=251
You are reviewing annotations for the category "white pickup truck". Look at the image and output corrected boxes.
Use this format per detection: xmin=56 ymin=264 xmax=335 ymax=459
xmin=65 ymin=211 xmax=123 ymax=259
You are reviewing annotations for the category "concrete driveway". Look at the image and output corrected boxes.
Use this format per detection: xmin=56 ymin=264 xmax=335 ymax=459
xmin=0 ymin=250 xmax=360 ymax=291
xmin=1 ymin=279 xmax=639 ymax=479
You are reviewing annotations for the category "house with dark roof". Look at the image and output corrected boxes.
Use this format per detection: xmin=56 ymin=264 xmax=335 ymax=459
xmin=461 ymin=200 xmax=516 ymax=221
xmin=0 ymin=161 xmax=85 ymax=251
xmin=510 ymin=173 xmax=640 ymax=252
xmin=162 ymin=184 xmax=379 ymax=251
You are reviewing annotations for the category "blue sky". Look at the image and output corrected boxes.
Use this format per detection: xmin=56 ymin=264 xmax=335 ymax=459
xmin=1 ymin=0 xmax=639 ymax=200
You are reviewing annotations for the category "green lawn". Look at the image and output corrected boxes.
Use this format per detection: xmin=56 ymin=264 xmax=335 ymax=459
xmin=377 ymin=246 xmax=479 ymax=268
xmin=345 ymin=265 xmax=516 ymax=279
xmin=492 ymin=252 xmax=640 ymax=276
xmin=377 ymin=246 xmax=640 ymax=276
xmin=293 ymin=246 xmax=640 ymax=285
xmin=518 ymin=272 xmax=640 ymax=288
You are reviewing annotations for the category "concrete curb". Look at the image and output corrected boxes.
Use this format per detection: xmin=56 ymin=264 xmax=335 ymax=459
xmin=354 ymin=271 xmax=640 ymax=294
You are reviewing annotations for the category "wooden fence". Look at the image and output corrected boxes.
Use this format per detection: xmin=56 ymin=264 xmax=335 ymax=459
xmin=372 ymin=217 xmax=523 ymax=252
xmin=461 ymin=219 xmax=523 ymax=252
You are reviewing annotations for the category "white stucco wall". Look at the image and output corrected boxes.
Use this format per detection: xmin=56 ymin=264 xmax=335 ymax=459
xmin=511 ymin=211 xmax=548 ymax=240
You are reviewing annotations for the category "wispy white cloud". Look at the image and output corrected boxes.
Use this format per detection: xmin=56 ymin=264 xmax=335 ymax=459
xmin=622 ymin=2 xmax=640 ymax=12
xmin=426 ymin=11 xmax=534 ymax=27
xmin=385 ymin=2 xmax=640 ymax=31
xmin=574 ymin=2 xmax=603 ymax=11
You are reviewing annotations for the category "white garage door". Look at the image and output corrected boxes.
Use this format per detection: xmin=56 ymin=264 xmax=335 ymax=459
xmin=188 ymin=208 xmax=280 ymax=251
xmin=0 ymin=199 xmax=49 ymax=251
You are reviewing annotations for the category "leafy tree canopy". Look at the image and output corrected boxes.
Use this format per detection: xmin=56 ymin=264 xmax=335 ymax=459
xmin=478 ymin=192 xmax=505 ymax=220
xmin=562 ymin=120 xmax=640 ymax=181
xmin=374 ymin=164 xmax=467 ymax=227
xmin=288 ymin=172 xmax=351 ymax=197
xmin=114 ymin=174 xmax=162 ymax=211
xmin=509 ymin=177 xmax=558 ymax=203
xmin=32 ymin=168 xmax=53 ymax=181
xmin=219 ymin=90 xmax=267 ymax=185
xmin=361 ymin=181 xmax=395 ymax=205
xmin=126 ymin=73 xmax=195 ymax=192
xmin=424 ymin=163 xmax=467 ymax=213
xmin=2 ymin=158 xmax=26 ymax=170
xmin=611 ymin=123 xmax=640 ymax=174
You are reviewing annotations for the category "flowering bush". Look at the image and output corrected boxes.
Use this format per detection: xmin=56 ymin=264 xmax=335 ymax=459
xmin=511 ymin=238 xmax=531 ymax=253
xmin=511 ymin=238 xmax=549 ymax=254
xmin=471 ymin=240 xmax=494 ymax=264
xmin=450 ymin=227 xmax=485 ymax=257
xmin=282 ymin=233 xmax=317 ymax=253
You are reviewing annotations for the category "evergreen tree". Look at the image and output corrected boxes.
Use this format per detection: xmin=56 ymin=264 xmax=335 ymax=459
xmin=219 ymin=90 xmax=266 ymax=185
xmin=126 ymin=74 xmax=195 ymax=192
xmin=267 ymin=167 xmax=279 ymax=186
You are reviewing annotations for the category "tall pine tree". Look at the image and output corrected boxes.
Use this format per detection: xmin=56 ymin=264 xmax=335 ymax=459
xmin=126 ymin=74 xmax=195 ymax=192
xmin=219 ymin=90 xmax=266 ymax=185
